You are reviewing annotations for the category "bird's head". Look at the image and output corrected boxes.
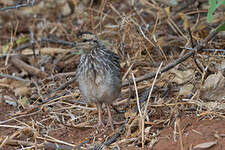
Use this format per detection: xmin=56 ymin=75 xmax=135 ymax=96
xmin=75 ymin=32 xmax=99 ymax=53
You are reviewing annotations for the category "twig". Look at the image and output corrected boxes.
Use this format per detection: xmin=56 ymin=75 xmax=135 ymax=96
xmin=188 ymin=27 xmax=194 ymax=48
xmin=0 ymin=73 xmax=30 ymax=83
xmin=0 ymin=124 xmax=27 ymax=129
xmin=131 ymin=73 xmax=144 ymax=148
xmin=39 ymin=135 xmax=75 ymax=147
xmin=42 ymin=92 xmax=70 ymax=103
xmin=0 ymin=54 xmax=20 ymax=58
xmin=0 ymin=136 xmax=9 ymax=149
xmin=138 ymin=25 xmax=156 ymax=47
xmin=29 ymin=28 xmax=35 ymax=56
xmin=41 ymin=37 xmax=76 ymax=47
xmin=188 ymin=27 xmax=204 ymax=73
xmin=5 ymin=20 xmax=19 ymax=66
xmin=132 ymin=74 xmax=142 ymax=118
xmin=87 ymin=121 xmax=127 ymax=150
xmin=0 ymin=0 xmax=35 ymax=11
xmin=56 ymin=101 xmax=96 ymax=111
xmin=143 ymin=62 xmax=162 ymax=117
xmin=46 ymin=72 xmax=76 ymax=81
xmin=0 ymin=110 xmax=41 ymax=125
xmin=140 ymin=62 xmax=162 ymax=148
xmin=41 ymin=93 xmax=77 ymax=105
xmin=104 ymin=122 xmax=126 ymax=146
xmin=123 ymin=77 xmax=133 ymax=111
xmin=12 ymin=36 xmax=75 ymax=53
xmin=33 ymin=80 xmax=43 ymax=101
xmin=181 ymin=47 xmax=225 ymax=52
xmin=13 ymin=42 xmax=34 ymax=52
xmin=171 ymin=0 xmax=196 ymax=16
xmin=199 ymin=111 xmax=225 ymax=119
xmin=122 ymin=23 xmax=223 ymax=86
xmin=177 ymin=117 xmax=184 ymax=150
xmin=49 ymin=77 xmax=76 ymax=94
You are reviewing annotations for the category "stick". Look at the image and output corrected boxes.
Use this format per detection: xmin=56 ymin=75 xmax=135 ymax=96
xmin=0 ymin=73 xmax=30 ymax=83
xmin=11 ymin=56 xmax=48 ymax=79
xmin=0 ymin=0 xmax=35 ymax=11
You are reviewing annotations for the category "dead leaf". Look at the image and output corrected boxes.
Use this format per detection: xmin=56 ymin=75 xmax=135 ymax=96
xmin=14 ymin=86 xmax=31 ymax=97
xmin=193 ymin=141 xmax=217 ymax=149
xmin=179 ymin=84 xmax=194 ymax=96
xmin=200 ymin=72 xmax=225 ymax=101
xmin=125 ymin=109 xmax=137 ymax=119
xmin=170 ymin=68 xmax=194 ymax=84
xmin=219 ymin=60 xmax=225 ymax=76
xmin=179 ymin=12 xmax=189 ymax=30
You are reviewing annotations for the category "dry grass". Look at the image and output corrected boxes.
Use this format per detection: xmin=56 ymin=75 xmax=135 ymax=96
xmin=0 ymin=0 xmax=225 ymax=149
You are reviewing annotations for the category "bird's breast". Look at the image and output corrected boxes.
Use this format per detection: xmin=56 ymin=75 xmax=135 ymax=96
xmin=76 ymin=49 xmax=121 ymax=104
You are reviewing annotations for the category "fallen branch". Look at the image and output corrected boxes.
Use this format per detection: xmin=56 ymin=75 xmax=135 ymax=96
xmin=11 ymin=56 xmax=48 ymax=79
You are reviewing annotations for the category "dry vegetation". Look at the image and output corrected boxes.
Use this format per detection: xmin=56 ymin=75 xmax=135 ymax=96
xmin=0 ymin=0 xmax=225 ymax=149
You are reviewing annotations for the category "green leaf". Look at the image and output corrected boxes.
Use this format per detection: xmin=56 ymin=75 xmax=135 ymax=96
xmin=207 ymin=0 xmax=216 ymax=23
xmin=209 ymin=0 xmax=216 ymax=8
xmin=207 ymin=0 xmax=225 ymax=23
xmin=207 ymin=11 xmax=213 ymax=23
xmin=216 ymin=0 xmax=225 ymax=7
xmin=2 ymin=44 xmax=10 ymax=54
xmin=215 ymin=22 xmax=225 ymax=32
xmin=16 ymin=37 xmax=28 ymax=46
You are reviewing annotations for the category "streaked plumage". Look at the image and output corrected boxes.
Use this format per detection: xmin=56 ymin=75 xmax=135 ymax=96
xmin=75 ymin=32 xmax=121 ymax=130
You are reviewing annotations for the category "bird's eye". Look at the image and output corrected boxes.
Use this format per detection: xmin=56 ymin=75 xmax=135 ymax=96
xmin=82 ymin=39 xmax=88 ymax=42
xmin=93 ymin=40 xmax=98 ymax=43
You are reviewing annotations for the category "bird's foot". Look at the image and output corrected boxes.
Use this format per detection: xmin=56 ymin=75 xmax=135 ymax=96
xmin=106 ymin=119 xmax=114 ymax=131
xmin=98 ymin=120 xmax=105 ymax=128
xmin=94 ymin=121 xmax=105 ymax=130
xmin=106 ymin=120 xmax=124 ymax=131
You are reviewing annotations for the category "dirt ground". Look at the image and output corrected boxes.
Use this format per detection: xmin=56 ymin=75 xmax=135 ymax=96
xmin=0 ymin=102 xmax=224 ymax=150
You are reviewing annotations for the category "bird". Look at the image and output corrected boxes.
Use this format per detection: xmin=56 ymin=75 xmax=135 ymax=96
xmin=75 ymin=32 xmax=122 ymax=130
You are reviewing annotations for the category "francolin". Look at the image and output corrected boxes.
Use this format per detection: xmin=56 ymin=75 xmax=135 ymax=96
xmin=75 ymin=32 xmax=121 ymax=130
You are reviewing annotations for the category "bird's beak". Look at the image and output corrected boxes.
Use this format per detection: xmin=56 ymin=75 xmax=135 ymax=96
xmin=75 ymin=42 xmax=86 ymax=47
xmin=74 ymin=42 xmax=89 ymax=51
xmin=73 ymin=42 xmax=90 ymax=54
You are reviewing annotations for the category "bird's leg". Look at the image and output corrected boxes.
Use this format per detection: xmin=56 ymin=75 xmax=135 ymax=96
xmin=96 ymin=103 xmax=104 ymax=128
xmin=106 ymin=104 xmax=114 ymax=131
